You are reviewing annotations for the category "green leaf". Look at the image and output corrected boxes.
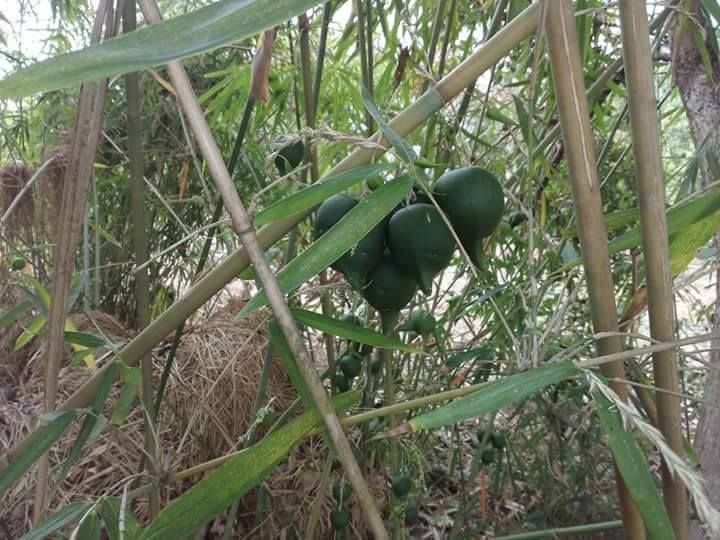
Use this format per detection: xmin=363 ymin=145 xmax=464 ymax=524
xmin=0 ymin=299 xmax=32 ymax=329
xmin=562 ymin=189 xmax=720 ymax=271
xmin=290 ymin=308 xmax=418 ymax=353
xmin=240 ymin=176 xmax=413 ymax=315
xmin=63 ymin=331 xmax=110 ymax=349
xmin=268 ymin=321 xmax=314 ymax=406
xmin=0 ymin=0 xmax=328 ymax=98
xmin=21 ymin=502 xmax=92 ymax=540
xmin=98 ymin=497 xmax=142 ymax=540
xmin=668 ymin=203 xmax=720 ymax=276
xmin=110 ymin=384 xmax=138 ymax=426
xmin=513 ymin=94 xmax=536 ymax=150
xmin=76 ymin=510 xmax=102 ymax=540
xmin=60 ymin=363 xmax=118 ymax=482
xmin=14 ymin=314 xmax=47 ymax=350
xmin=701 ymin=0 xmax=720 ymax=24
xmin=406 ymin=362 xmax=578 ymax=432
xmin=0 ymin=409 xmax=78 ymax=498
xmin=485 ymin=106 xmax=517 ymax=126
xmin=361 ymin=84 xmax=417 ymax=164
xmin=255 ymin=164 xmax=389 ymax=227
xmin=594 ymin=390 xmax=675 ymax=540
xmin=90 ymin=223 xmax=122 ymax=248
xmin=139 ymin=392 xmax=360 ymax=540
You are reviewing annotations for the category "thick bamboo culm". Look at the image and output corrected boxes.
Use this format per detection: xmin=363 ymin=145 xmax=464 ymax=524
xmin=0 ymin=2 xmax=544 ymax=473
xmin=543 ymin=1 xmax=645 ymax=538
xmin=617 ymin=1 xmax=688 ymax=537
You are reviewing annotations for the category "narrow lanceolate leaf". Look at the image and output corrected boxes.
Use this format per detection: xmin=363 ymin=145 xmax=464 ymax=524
xmin=268 ymin=321 xmax=313 ymax=406
xmin=361 ymin=84 xmax=417 ymax=164
xmin=0 ymin=409 xmax=78 ymax=498
xmin=20 ymin=502 xmax=93 ymax=540
xmin=59 ymin=362 xmax=119 ymax=482
xmin=254 ymin=164 xmax=389 ymax=227
xmin=98 ymin=497 xmax=142 ymax=540
xmin=562 ymin=188 xmax=720 ymax=271
xmin=0 ymin=0 xmax=327 ymax=99
xmin=240 ymin=176 xmax=413 ymax=315
xmin=594 ymin=391 xmax=675 ymax=540
xmin=0 ymin=299 xmax=32 ymax=328
xmin=290 ymin=308 xmax=419 ymax=353
xmin=391 ymin=362 xmax=577 ymax=436
xmin=139 ymin=392 xmax=360 ymax=540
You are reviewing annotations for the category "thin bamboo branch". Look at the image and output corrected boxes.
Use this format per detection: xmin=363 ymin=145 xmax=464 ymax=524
xmin=617 ymin=2 xmax=688 ymax=535
xmin=1 ymin=2 xmax=541 ymax=472
xmin=543 ymin=1 xmax=645 ymax=537
xmin=123 ymin=0 xmax=159 ymax=517
xmin=312 ymin=3 xmax=333 ymax=121
xmin=136 ymin=1 xmax=387 ymax=535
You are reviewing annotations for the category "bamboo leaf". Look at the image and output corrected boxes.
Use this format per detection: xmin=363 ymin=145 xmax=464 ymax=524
xmin=14 ymin=314 xmax=47 ymax=350
xmin=0 ymin=409 xmax=78 ymax=498
xmin=240 ymin=176 xmax=413 ymax=315
xmin=0 ymin=299 xmax=32 ymax=328
xmin=290 ymin=308 xmax=419 ymax=353
xmin=0 ymin=0 xmax=328 ymax=98
xmin=268 ymin=321 xmax=314 ymax=406
xmin=20 ymin=502 xmax=93 ymax=540
xmin=700 ymin=0 xmax=720 ymax=24
xmin=63 ymin=330 xmax=111 ymax=349
xmin=562 ymin=189 xmax=720 ymax=271
xmin=254 ymin=164 xmax=389 ymax=227
xmin=594 ymin=390 xmax=675 ymax=540
xmin=98 ymin=497 xmax=142 ymax=540
xmin=59 ymin=362 xmax=118 ymax=482
xmin=139 ymin=392 xmax=359 ymax=540
xmin=76 ymin=510 xmax=102 ymax=540
xmin=361 ymin=84 xmax=417 ymax=163
xmin=401 ymin=362 xmax=577 ymax=433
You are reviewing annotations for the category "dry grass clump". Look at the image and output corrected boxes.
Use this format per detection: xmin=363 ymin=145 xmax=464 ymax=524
xmin=0 ymin=300 xmax=305 ymax=538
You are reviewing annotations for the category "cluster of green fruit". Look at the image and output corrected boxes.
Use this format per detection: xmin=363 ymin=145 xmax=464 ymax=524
xmin=333 ymin=314 xmax=378 ymax=393
xmin=476 ymin=429 xmax=506 ymax=466
xmin=315 ymin=166 xmax=504 ymax=313
xmin=330 ymin=479 xmax=353 ymax=531
xmin=391 ymin=475 xmax=419 ymax=525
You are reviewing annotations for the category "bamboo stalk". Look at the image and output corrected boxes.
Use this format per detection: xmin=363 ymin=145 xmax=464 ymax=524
xmin=1 ymin=1 xmax=541 ymax=471
xmin=32 ymin=0 xmax=113 ymax=522
xmin=543 ymin=1 xmax=645 ymax=537
xmin=617 ymin=2 xmax=688 ymax=536
xmin=123 ymin=0 xmax=159 ymax=517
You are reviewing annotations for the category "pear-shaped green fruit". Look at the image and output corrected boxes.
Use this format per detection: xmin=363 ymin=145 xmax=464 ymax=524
xmin=387 ymin=204 xmax=455 ymax=294
xmin=480 ymin=448 xmax=496 ymax=465
xmin=404 ymin=502 xmax=420 ymax=524
xmin=339 ymin=351 xmax=363 ymax=379
xmin=10 ymin=255 xmax=26 ymax=271
xmin=434 ymin=166 xmax=504 ymax=265
xmin=335 ymin=372 xmax=351 ymax=393
xmin=509 ymin=210 xmax=527 ymax=228
xmin=315 ymin=194 xmax=386 ymax=290
xmin=362 ymin=254 xmax=417 ymax=313
xmin=401 ymin=310 xmax=437 ymax=337
xmin=391 ymin=475 xmax=412 ymax=498
xmin=330 ymin=508 xmax=350 ymax=529
xmin=273 ymin=136 xmax=305 ymax=175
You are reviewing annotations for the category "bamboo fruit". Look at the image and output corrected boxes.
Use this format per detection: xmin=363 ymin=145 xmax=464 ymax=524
xmin=0 ymin=2 xmax=542 ymax=471
xmin=617 ymin=1 xmax=688 ymax=537
xmin=543 ymin=1 xmax=646 ymax=538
